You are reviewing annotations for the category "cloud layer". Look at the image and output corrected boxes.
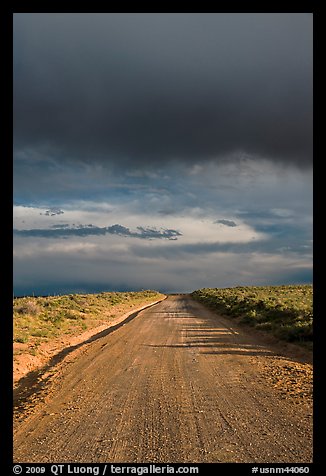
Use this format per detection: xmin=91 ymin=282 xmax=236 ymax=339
xmin=13 ymin=14 xmax=313 ymax=295
xmin=14 ymin=13 xmax=312 ymax=168
xmin=14 ymin=223 xmax=182 ymax=240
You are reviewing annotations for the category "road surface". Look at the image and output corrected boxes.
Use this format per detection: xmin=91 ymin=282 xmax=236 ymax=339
xmin=14 ymin=295 xmax=312 ymax=463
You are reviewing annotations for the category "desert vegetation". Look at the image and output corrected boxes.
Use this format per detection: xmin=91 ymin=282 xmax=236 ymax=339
xmin=192 ymin=285 xmax=312 ymax=347
xmin=14 ymin=290 xmax=164 ymax=346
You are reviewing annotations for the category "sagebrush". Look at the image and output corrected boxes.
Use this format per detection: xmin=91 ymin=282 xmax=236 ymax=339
xmin=191 ymin=285 xmax=312 ymax=346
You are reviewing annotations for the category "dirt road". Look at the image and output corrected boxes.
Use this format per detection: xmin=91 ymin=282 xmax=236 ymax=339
xmin=14 ymin=295 xmax=312 ymax=463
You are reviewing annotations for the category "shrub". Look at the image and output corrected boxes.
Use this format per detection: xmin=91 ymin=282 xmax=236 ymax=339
xmin=15 ymin=301 xmax=40 ymax=316
xmin=191 ymin=285 xmax=312 ymax=345
xmin=14 ymin=334 xmax=29 ymax=343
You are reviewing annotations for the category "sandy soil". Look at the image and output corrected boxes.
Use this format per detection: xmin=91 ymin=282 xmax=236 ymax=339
xmin=13 ymin=298 xmax=165 ymax=385
xmin=14 ymin=295 xmax=312 ymax=463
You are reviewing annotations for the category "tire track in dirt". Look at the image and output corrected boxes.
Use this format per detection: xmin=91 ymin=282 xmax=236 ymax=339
xmin=14 ymin=295 xmax=312 ymax=463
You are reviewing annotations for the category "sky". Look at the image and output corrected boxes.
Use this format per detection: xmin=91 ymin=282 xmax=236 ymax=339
xmin=13 ymin=13 xmax=313 ymax=296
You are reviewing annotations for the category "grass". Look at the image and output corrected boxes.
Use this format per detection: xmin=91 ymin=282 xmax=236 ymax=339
xmin=191 ymin=285 xmax=312 ymax=348
xmin=13 ymin=290 xmax=164 ymax=347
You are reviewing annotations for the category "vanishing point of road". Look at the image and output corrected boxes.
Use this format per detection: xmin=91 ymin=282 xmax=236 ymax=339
xmin=14 ymin=295 xmax=312 ymax=463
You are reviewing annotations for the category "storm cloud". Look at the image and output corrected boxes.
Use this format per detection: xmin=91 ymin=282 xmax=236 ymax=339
xmin=13 ymin=14 xmax=313 ymax=296
xmin=14 ymin=13 xmax=312 ymax=169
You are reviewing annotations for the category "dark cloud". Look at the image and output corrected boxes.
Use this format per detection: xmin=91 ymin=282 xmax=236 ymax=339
xmin=129 ymin=237 xmax=312 ymax=261
xmin=128 ymin=218 xmax=312 ymax=260
xmin=14 ymin=13 xmax=312 ymax=169
xmin=13 ymin=235 xmax=312 ymax=296
xmin=12 ymin=14 xmax=313 ymax=296
xmin=216 ymin=219 xmax=237 ymax=227
xmin=14 ymin=224 xmax=182 ymax=241
xmin=135 ymin=227 xmax=181 ymax=240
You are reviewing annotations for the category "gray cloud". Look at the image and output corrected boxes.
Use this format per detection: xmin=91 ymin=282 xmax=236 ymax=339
xmin=12 ymin=14 xmax=313 ymax=296
xmin=216 ymin=219 xmax=237 ymax=227
xmin=129 ymin=238 xmax=312 ymax=261
xmin=14 ymin=224 xmax=182 ymax=241
xmin=14 ymin=13 xmax=312 ymax=169
xmin=13 ymin=239 xmax=312 ymax=296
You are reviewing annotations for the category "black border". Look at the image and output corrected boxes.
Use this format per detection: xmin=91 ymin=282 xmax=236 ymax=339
xmin=3 ymin=5 xmax=14 ymax=471
xmin=6 ymin=6 xmax=319 ymax=475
